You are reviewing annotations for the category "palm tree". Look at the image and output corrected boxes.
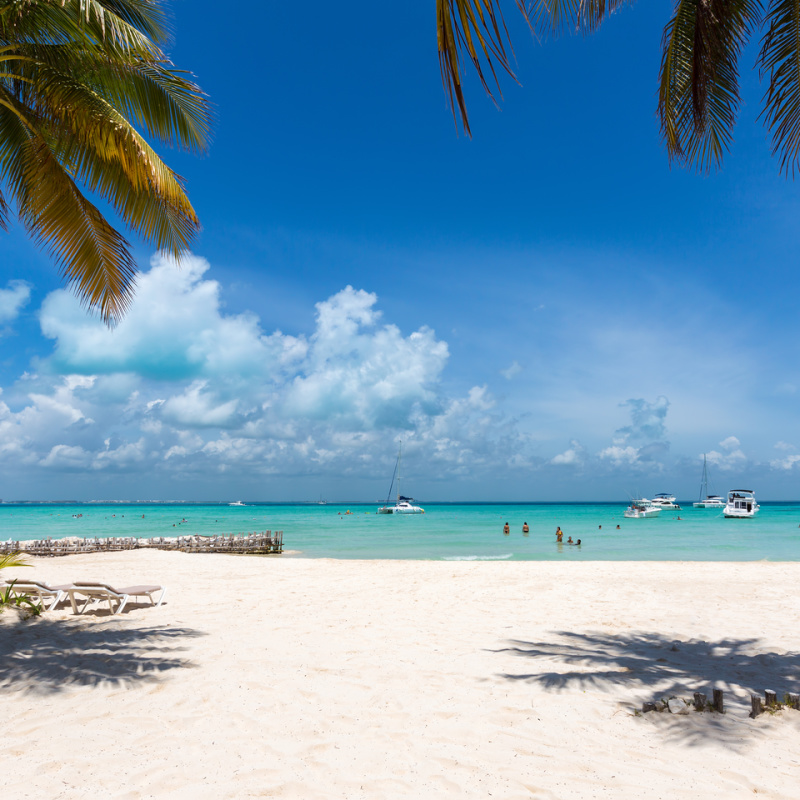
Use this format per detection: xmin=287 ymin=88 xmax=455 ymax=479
xmin=437 ymin=0 xmax=800 ymax=174
xmin=0 ymin=0 xmax=210 ymax=323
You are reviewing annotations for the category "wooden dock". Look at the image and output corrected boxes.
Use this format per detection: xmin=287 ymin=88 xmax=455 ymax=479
xmin=1 ymin=532 xmax=284 ymax=557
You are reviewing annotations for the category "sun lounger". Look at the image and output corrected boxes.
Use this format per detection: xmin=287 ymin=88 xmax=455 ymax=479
xmin=4 ymin=579 xmax=74 ymax=611
xmin=67 ymin=582 xmax=167 ymax=615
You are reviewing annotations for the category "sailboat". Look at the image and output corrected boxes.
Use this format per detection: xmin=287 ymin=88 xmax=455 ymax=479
xmin=693 ymin=454 xmax=726 ymax=508
xmin=377 ymin=443 xmax=424 ymax=514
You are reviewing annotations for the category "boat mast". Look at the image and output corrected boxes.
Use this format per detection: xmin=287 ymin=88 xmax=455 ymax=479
xmin=700 ymin=454 xmax=708 ymax=501
xmin=397 ymin=441 xmax=402 ymax=504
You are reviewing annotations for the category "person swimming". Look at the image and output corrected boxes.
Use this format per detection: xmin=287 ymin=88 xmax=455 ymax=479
xmin=567 ymin=536 xmax=573 ymax=544
xmin=576 ymin=539 xmax=581 ymax=545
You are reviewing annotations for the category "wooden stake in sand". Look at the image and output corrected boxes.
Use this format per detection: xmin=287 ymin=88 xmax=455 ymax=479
xmin=751 ymin=695 xmax=763 ymax=718
xmin=712 ymin=689 xmax=724 ymax=713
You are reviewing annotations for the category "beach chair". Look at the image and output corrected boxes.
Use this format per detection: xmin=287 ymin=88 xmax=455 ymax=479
xmin=5 ymin=579 xmax=74 ymax=611
xmin=67 ymin=582 xmax=167 ymax=615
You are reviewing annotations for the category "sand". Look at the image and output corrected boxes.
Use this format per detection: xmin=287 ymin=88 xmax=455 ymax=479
xmin=2 ymin=553 xmax=799 ymax=799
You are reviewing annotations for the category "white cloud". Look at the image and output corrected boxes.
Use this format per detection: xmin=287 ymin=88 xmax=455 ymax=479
xmin=774 ymin=441 xmax=795 ymax=451
xmin=0 ymin=280 xmax=31 ymax=324
xmin=719 ymin=436 xmax=741 ymax=451
xmin=770 ymin=454 xmax=800 ymax=471
xmin=500 ymin=361 xmax=522 ymax=379
xmin=598 ymin=445 xmax=640 ymax=465
xmin=0 ymin=257 xmax=526 ymax=486
xmin=551 ymin=440 xmax=584 ymax=466
xmin=706 ymin=439 xmax=748 ymax=471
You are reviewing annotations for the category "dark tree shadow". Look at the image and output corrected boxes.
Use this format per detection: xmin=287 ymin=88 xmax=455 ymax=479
xmin=0 ymin=618 xmax=205 ymax=694
xmin=490 ymin=631 xmax=800 ymax=748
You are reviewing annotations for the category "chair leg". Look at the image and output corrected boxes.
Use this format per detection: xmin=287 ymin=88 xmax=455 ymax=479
xmin=115 ymin=595 xmax=129 ymax=615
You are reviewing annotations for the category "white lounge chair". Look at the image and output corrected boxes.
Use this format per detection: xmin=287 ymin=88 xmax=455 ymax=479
xmin=68 ymin=582 xmax=167 ymax=615
xmin=5 ymin=579 xmax=74 ymax=611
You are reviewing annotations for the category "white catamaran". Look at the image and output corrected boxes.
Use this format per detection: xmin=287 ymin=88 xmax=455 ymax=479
xmin=377 ymin=443 xmax=424 ymax=515
xmin=693 ymin=454 xmax=726 ymax=508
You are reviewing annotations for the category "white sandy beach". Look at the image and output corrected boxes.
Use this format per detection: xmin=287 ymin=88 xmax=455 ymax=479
xmin=2 ymin=553 xmax=800 ymax=799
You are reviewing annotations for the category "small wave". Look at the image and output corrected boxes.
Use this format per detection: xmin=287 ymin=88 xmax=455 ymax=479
xmin=443 ymin=553 xmax=513 ymax=561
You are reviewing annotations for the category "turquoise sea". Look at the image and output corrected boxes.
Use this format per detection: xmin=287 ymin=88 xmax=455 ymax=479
xmin=1 ymin=502 xmax=799 ymax=560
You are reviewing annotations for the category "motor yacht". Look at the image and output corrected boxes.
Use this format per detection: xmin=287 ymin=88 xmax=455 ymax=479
xmin=724 ymin=489 xmax=759 ymax=518
xmin=650 ymin=493 xmax=681 ymax=510
xmin=624 ymin=499 xmax=662 ymax=518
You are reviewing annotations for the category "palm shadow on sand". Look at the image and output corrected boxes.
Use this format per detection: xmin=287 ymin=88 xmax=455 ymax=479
xmin=0 ymin=618 xmax=205 ymax=693
xmin=490 ymin=631 xmax=800 ymax=748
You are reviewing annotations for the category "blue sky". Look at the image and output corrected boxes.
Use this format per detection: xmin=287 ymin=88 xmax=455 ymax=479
xmin=1 ymin=0 xmax=800 ymax=501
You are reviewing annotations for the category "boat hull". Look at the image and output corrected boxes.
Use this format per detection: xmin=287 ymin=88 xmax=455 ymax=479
xmin=624 ymin=507 xmax=661 ymax=518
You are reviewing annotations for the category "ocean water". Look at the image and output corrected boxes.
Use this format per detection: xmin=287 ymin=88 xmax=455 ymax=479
xmin=1 ymin=502 xmax=799 ymax=561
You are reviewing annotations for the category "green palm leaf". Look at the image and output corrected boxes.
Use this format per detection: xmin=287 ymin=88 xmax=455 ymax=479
xmin=0 ymin=0 xmax=209 ymax=323
xmin=758 ymin=0 xmax=800 ymax=175
xmin=437 ymin=0 xmax=524 ymax=135
xmin=658 ymin=0 xmax=760 ymax=171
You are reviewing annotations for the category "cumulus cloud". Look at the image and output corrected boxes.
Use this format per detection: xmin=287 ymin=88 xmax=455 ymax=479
xmin=0 ymin=256 xmax=528 ymax=487
xmin=598 ymin=445 xmax=640 ymax=466
xmin=551 ymin=440 xmax=585 ymax=466
xmin=706 ymin=437 xmax=748 ymax=471
xmin=614 ymin=397 xmax=669 ymax=443
xmin=770 ymin=454 xmax=800 ymax=471
xmin=500 ymin=361 xmax=522 ymax=379
xmin=596 ymin=396 xmax=671 ymax=469
xmin=0 ymin=280 xmax=31 ymax=324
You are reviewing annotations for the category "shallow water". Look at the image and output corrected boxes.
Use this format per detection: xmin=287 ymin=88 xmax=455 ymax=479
xmin=2 ymin=502 xmax=799 ymax=560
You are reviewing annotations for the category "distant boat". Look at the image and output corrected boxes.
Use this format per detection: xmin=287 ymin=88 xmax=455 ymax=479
xmin=724 ymin=489 xmax=759 ymax=518
xmin=377 ymin=443 xmax=424 ymax=515
xmin=624 ymin=499 xmax=661 ymax=518
xmin=694 ymin=455 xmax=726 ymax=508
xmin=228 ymin=501 xmax=246 ymax=507
xmin=650 ymin=493 xmax=681 ymax=510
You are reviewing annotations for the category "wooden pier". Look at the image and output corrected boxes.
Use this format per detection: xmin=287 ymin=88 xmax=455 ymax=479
xmin=1 ymin=531 xmax=283 ymax=557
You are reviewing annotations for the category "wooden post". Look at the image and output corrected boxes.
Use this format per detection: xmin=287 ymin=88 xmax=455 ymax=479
xmin=712 ymin=688 xmax=724 ymax=713
xmin=693 ymin=692 xmax=707 ymax=711
xmin=765 ymin=690 xmax=777 ymax=708
xmin=750 ymin=695 xmax=763 ymax=718
xmin=788 ymin=693 xmax=800 ymax=711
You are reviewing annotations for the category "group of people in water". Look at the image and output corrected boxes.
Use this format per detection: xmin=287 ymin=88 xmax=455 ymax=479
xmin=502 ymin=522 xmax=581 ymax=546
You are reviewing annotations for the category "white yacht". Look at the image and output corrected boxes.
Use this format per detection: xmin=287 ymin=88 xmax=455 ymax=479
xmin=724 ymin=489 xmax=759 ymax=518
xmin=624 ymin=499 xmax=662 ymax=518
xmin=650 ymin=493 xmax=681 ymax=509
xmin=228 ymin=501 xmax=246 ymax=507
xmin=694 ymin=455 xmax=726 ymax=508
xmin=377 ymin=443 xmax=424 ymax=515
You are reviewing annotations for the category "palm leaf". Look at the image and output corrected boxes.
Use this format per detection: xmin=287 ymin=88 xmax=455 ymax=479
xmin=437 ymin=0 xmax=524 ymax=135
xmin=758 ymin=0 xmax=800 ymax=175
xmin=0 ymin=96 xmax=137 ymax=322
xmin=527 ymin=0 xmax=631 ymax=37
xmin=0 ymin=552 xmax=30 ymax=571
xmin=658 ymin=0 xmax=760 ymax=171
xmin=0 ymin=0 xmax=210 ymax=322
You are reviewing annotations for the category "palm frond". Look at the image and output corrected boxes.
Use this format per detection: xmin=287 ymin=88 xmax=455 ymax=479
xmin=0 ymin=552 xmax=30 ymax=571
xmin=437 ymin=0 xmax=524 ymax=136
xmin=758 ymin=0 xmax=800 ymax=175
xmin=658 ymin=0 xmax=760 ymax=171
xmin=526 ymin=0 xmax=630 ymax=37
xmin=0 ymin=0 xmax=210 ymax=322
xmin=0 ymin=96 xmax=137 ymax=323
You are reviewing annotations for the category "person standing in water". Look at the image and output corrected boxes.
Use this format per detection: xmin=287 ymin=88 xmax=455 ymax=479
xmin=522 ymin=522 xmax=530 ymax=534
xmin=556 ymin=527 xmax=563 ymax=542
xmin=503 ymin=522 xmax=510 ymax=535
